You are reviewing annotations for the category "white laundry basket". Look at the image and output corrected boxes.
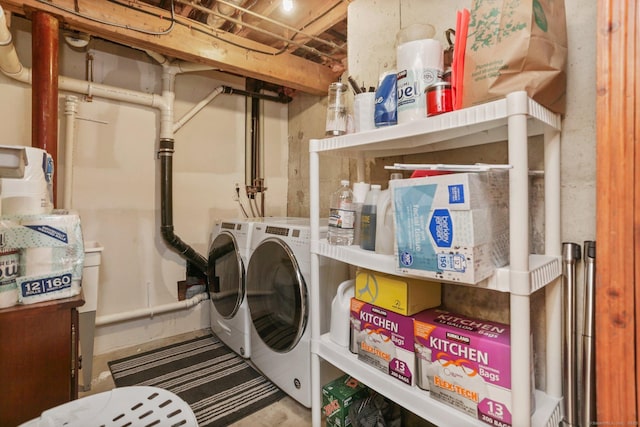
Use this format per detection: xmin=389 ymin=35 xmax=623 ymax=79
xmin=19 ymin=386 xmax=198 ymax=427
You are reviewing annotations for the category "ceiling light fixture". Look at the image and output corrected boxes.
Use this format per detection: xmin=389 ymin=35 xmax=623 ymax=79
xmin=63 ymin=30 xmax=91 ymax=49
xmin=282 ymin=0 xmax=293 ymax=12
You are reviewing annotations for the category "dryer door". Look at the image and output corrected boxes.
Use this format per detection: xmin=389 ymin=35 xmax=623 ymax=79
xmin=208 ymin=232 xmax=244 ymax=319
xmin=246 ymin=238 xmax=308 ymax=353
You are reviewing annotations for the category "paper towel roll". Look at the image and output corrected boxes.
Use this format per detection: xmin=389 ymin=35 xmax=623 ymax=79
xmin=397 ymin=38 xmax=444 ymax=123
xmin=2 ymin=196 xmax=50 ymax=216
xmin=0 ymin=146 xmax=54 ymax=215
xmin=20 ymin=214 xmax=83 ymax=275
xmin=2 ymin=177 xmax=52 ymax=216
xmin=22 ymin=247 xmax=54 ymax=277
xmin=0 ymin=283 xmax=17 ymax=308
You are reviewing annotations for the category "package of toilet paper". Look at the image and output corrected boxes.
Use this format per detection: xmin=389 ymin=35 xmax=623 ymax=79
xmin=0 ymin=210 xmax=84 ymax=304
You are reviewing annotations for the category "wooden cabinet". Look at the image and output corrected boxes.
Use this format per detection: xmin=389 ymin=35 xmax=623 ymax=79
xmin=0 ymin=294 xmax=83 ymax=427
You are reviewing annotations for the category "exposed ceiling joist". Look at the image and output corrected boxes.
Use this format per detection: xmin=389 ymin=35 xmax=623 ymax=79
xmin=0 ymin=0 xmax=346 ymax=94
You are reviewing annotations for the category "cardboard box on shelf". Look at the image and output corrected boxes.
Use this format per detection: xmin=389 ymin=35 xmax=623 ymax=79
xmin=414 ymin=308 xmax=534 ymax=426
xmin=355 ymin=269 xmax=441 ymax=316
xmin=350 ymin=298 xmax=416 ymax=386
xmin=322 ymin=374 xmax=370 ymax=427
xmin=392 ymin=171 xmax=509 ymax=284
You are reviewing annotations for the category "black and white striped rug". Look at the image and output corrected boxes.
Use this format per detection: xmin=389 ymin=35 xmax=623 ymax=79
xmin=108 ymin=334 xmax=285 ymax=426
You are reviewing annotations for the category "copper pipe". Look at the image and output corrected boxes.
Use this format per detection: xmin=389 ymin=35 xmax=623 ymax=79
xmin=32 ymin=11 xmax=59 ymax=206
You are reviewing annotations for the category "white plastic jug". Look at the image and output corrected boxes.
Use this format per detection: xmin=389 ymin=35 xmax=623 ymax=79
xmin=375 ymin=189 xmax=394 ymax=255
xmin=375 ymin=174 xmax=403 ymax=255
xmin=329 ymin=279 xmax=355 ymax=348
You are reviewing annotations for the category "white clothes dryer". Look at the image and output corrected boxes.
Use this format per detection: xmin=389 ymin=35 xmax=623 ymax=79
xmin=207 ymin=218 xmax=256 ymax=358
xmin=246 ymin=218 xmax=348 ymax=408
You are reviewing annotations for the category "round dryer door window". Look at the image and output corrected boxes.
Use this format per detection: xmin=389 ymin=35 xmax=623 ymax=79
xmin=208 ymin=232 xmax=244 ymax=318
xmin=246 ymin=238 xmax=308 ymax=353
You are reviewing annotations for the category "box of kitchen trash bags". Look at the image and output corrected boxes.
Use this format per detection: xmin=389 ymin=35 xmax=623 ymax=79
xmin=391 ymin=170 xmax=509 ymax=284
xmin=0 ymin=210 xmax=84 ymax=305
xmin=414 ymin=308 xmax=535 ymax=426
xmin=350 ymin=298 xmax=416 ymax=386
xmin=322 ymin=374 xmax=370 ymax=427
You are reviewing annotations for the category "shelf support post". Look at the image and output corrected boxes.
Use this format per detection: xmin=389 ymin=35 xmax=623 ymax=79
xmin=309 ymin=142 xmax=322 ymax=427
xmin=507 ymin=91 xmax=532 ymax=427
xmin=544 ymin=127 xmax=563 ymax=399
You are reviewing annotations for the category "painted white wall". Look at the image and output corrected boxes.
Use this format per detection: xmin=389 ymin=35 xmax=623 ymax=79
xmin=0 ymin=16 xmax=288 ymax=354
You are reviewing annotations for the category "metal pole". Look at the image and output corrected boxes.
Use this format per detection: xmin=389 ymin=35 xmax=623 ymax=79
xmin=581 ymin=241 xmax=596 ymax=427
xmin=562 ymin=242 xmax=581 ymax=427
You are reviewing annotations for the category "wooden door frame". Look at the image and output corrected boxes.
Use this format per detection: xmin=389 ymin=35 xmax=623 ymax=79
xmin=595 ymin=0 xmax=638 ymax=423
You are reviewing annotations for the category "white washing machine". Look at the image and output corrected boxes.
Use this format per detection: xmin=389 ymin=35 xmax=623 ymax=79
xmin=207 ymin=218 xmax=256 ymax=358
xmin=246 ymin=218 xmax=348 ymax=408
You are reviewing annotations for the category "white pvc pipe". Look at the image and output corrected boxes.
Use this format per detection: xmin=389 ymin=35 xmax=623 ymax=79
xmin=145 ymin=50 xmax=170 ymax=66
xmin=174 ymin=86 xmax=224 ymax=133
xmin=95 ymin=292 xmax=208 ymax=326
xmin=544 ymin=128 xmax=563 ymax=399
xmin=0 ymin=7 xmax=24 ymax=77
xmin=61 ymin=75 xmax=165 ymax=109
xmin=143 ymin=50 xmax=222 ymax=138
xmin=63 ymin=95 xmax=78 ymax=209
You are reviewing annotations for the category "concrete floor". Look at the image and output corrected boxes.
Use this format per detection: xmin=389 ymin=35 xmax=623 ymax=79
xmin=79 ymin=329 xmax=312 ymax=426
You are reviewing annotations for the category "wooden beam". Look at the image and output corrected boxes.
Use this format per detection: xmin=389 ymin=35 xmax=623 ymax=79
xmin=595 ymin=0 xmax=638 ymax=424
xmin=0 ymin=0 xmax=340 ymax=94
xmin=283 ymin=3 xmax=348 ymax=56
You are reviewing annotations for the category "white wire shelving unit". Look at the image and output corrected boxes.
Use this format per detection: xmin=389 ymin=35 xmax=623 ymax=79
xmin=308 ymin=91 xmax=564 ymax=427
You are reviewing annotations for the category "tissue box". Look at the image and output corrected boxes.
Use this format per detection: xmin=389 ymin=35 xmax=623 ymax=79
xmin=391 ymin=171 xmax=509 ymax=284
xmin=322 ymin=374 xmax=370 ymax=427
xmin=0 ymin=210 xmax=84 ymax=304
xmin=414 ymin=308 xmax=532 ymax=426
xmin=355 ymin=269 xmax=441 ymax=316
xmin=350 ymin=298 xmax=415 ymax=385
